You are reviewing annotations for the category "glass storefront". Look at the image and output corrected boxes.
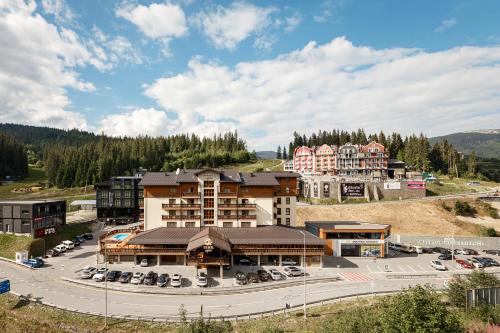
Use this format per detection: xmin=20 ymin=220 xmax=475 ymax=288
xmin=341 ymin=244 xmax=382 ymax=257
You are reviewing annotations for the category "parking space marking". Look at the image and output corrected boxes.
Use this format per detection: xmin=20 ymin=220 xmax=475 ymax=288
xmin=406 ymin=265 xmax=417 ymax=272
xmin=416 ymin=264 xmax=426 ymax=271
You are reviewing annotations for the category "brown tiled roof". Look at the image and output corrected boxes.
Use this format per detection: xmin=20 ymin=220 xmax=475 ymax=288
xmin=305 ymin=221 xmax=390 ymax=230
xmin=240 ymin=173 xmax=280 ymax=186
xmin=186 ymin=227 xmax=231 ymax=253
xmin=128 ymin=225 xmax=324 ymax=247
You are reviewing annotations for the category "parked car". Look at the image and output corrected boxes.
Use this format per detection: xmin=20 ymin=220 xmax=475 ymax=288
xmin=54 ymin=244 xmax=67 ymax=253
xmin=139 ymin=258 xmax=149 ymax=267
xmin=268 ymin=269 xmax=283 ymax=281
xmin=61 ymin=240 xmax=75 ymax=250
xmin=157 ymin=274 xmax=169 ymax=287
xmin=71 ymin=237 xmax=81 ymax=247
xmin=247 ymin=272 xmax=259 ymax=283
xmin=455 ymin=259 xmax=474 ymax=269
xmin=92 ymin=268 xmax=108 ymax=282
xmin=119 ymin=272 xmax=133 ymax=283
xmin=75 ymin=235 xmax=85 ymax=243
xmin=433 ymin=247 xmax=451 ymax=254
xmin=80 ymin=266 xmax=98 ymax=279
xmin=284 ymin=266 xmax=303 ymax=277
xmin=468 ymin=258 xmax=484 ymax=269
xmin=257 ymin=270 xmax=270 ymax=282
xmin=237 ymin=258 xmax=256 ymax=266
xmin=438 ymin=253 xmax=452 ymax=260
xmin=82 ymin=233 xmax=94 ymax=240
xmin=143 ymin=271 xmax=158 ymax=285
xmin=170 ymin=274 xmax=182 ymax=287
xmin=454 ymin=249 xmax=468 ymax=255
xmin=223 ymin=265 xmax=232 ymax=271
xmin=130 ymin=272 xmax=145 ymax=284
xmin=482 ymin=257 xmax=499 ymax=267
xmin=281 ymin=258 xmax=297 ymax=266
xmin=472 ymin=257 xmax=490 ymax=267
xmin=463 ymin=248 xmax=478 ymax=255
xmin=22 ymin=258 xmax=43 ymax=268
xmin=235 ymin=271 xmax=247 ymax=285
xmin=483 ymin=249 xmax=500 ymax=256
xmin=46 ymin=248 xmax=60 ymax=257
xmin=431 ymin=260 xmax=447 ymax=271
xmin=196 ymin=273 xmax=208 ymax=287
xmin=421 ymin=247 xmax=434 ymax=254
xmin=106 ymin=270 xmax=122 ymax=282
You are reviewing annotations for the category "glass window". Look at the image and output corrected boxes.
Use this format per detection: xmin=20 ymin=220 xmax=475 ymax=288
xmin=277 ymin=198 xmax=281 ymax=204
xmin=169 ymin=187 xmax=176 ymax=193
xmin=241 ymin=222 xmax=251 ymax=228
xmin=286 ymin=218 xmax=290 ymax=225
xmin=204 ymin=181 xmax=214 ymax=188
xmin=185 ymin=222 xmax=196 ymax=227
xmin=167 ymin=222 xmax=177 ymax=228
xmin=285 ymin=197 xmax=290 ymax=205
xmin=286 ymin=208 xmax=290 ymax=215
xmin=277 ymin=218 xmax=281 ymax=225
xmin=223 ymin=222 xmax=233 ymax=228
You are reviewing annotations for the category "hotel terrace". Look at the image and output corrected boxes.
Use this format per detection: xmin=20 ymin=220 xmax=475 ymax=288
xmin=101 ymin=169 xmax=326 ymax=269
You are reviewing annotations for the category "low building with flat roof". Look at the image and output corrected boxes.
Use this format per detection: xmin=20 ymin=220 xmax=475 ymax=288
xmin=305 ymin=221 xmax=391 ymax=258
xmin=0 ymin=200 xmax=66 ymax=237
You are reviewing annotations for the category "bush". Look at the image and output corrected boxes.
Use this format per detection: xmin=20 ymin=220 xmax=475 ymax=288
xmin=441 ymin=201 xmax=452 ymax=212
xmin=447 ymin=271 xmax=500 ymax=308
xmin=479 ymin=227 xmax=498 ymax=237
xmin=454 ymin=201 xmax=476 ymax=217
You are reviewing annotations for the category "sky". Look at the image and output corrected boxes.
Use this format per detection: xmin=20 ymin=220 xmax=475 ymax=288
xmin=1 ymin=0 xmax=500 ymax=150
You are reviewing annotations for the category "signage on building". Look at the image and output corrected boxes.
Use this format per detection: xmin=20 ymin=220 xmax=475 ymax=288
xmin=407 ymin=181 xmax=425 ymax=189
xmin=341 ymin=183 xmax=365 ymax=197
xmin=340 ymin=239 xmax=385 ymax=245
xmin=0 ymin=280 xmax=10 ymax=294
xmin=203 ymin=238 xmax=214 ymax=252
xmin=384 ymin=182 xmax=401 ymax=190
xmin=34 ymin=227 xmax=56 ymax=238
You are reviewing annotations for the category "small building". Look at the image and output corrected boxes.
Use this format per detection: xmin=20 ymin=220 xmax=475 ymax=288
xmin=388 ymin=159 xmax=406 ymax=179
xmin=0 ymin=200 xmax=66 ymax=237
xmin=305 ymin=221 xmax=391 ymax=258
xmin=70 ymin=199 xmax=96 ymax=211
xmin=283 ymin=160 xmax=294 ymax=172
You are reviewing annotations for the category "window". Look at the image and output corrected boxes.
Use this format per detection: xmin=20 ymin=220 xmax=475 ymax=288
xmin=241 ymin=222 xmax=251 ymax=228
xmin=277 ymin=218 xmax=282 ymax=225
xmin=114 ymin=199 xmax=121 ymax=206
xmin=277 ymin=198 xmax=281 ymax=204
xmin=223 ymin=222 xmax=233 ymax=228
xmin=114 ymin=191 xmax=121 ymax=199
xmin=286 ymin=208 xmax=290 ymax=215
xmin=204 ymin=210 xmax=214 ymax=219
xmin=185 ymin=222 xmax=196 ymax=227
xmin=204 ymin=181 xmax=214 ymax=188
xmin=223 ymin=188 xmax=231 ymax=193
xmin=277 ymin=208 xmax=281 ymax=215
xmin=169 ymin=199 xmax=176 ymax=204
xmin=224 ymin=199 xmax=231 ymax=204
xmin=21 ymin=209 xmax=29 ymax=215
xmin=204 ymin=198 xmax=214 ymax=208
xmin=223 ymin=210 xmax=230 ymax=216
xmin=167 ymin=222 xmax=177 ymax=228
xmin=169 ymin=187 xmax=176 ymax=193
xmin=169 ymin=210 xmax=176 ymax=216
xmin=204 ymin=189 xmax=214 ymax=196
xmin=124 ymin=190 xmax=131 ymax=198
xmin=285 ymin=197 xmax=290 ymax=205
xmin=124 ymin=199 xmax=131 ymax=207
xmin=286 ymin=218 xmax=290 ymax=226
xmin=285 ymin=187 xmax=290 ymax=194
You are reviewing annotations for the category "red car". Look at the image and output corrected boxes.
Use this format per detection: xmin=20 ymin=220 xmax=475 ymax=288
xmin=456 ymin=259 xmax=474 ymax=269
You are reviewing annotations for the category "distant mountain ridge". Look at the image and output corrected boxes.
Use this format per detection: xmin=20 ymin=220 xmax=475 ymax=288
xmin=429 ymin=129 xmax=500 ymax=159
xmin=256 ymin=151 xmax=277 ymax=159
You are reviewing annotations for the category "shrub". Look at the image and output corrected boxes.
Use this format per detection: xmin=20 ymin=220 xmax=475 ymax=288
xmin=454 ymin=201 xmax=476 ymax=217
xmin=479 ymin=227 xmax=498 ymax=237
xmin=441 ymin=201 xmax=452 ymax=212
xmin=447 ymin=271 xmax=500 ymax=308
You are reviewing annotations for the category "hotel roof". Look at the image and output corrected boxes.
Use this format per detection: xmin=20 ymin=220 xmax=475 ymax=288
xmin=139 ymin=169 xmax=299 ymax=187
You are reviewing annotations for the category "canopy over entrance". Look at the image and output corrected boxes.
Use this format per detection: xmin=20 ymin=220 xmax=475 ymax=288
xmin=186 ymin=227 xmax=231 ymax=254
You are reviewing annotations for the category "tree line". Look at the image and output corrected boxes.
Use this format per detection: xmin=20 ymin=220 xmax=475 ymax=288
xmin=0 ymin=133 xmax=28 ymax=180
xmin=278 ymin=129 xmax=480 ymax=179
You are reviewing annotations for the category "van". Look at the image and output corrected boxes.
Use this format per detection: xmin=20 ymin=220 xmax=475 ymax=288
xmin=54 ymin=244 xmax=67 ymax=253
xmin=62 ymin=240 xmax=74 ymax=250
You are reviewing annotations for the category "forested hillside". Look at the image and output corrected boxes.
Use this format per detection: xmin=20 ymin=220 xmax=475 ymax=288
xmin=429 ymin=130 xmax=500 ymax=159
xmin=0 ymin=124 xmax=253 ymax=187
xmin=0 ymin=133 xmax=28 ymax=180
xmin=282 ymin=129 xmax=487 ymax=180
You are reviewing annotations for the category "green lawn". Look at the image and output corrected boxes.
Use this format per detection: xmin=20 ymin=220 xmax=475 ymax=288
xmin=425 ymin=177 xmax=499 ymax=196
xmin=0 ymin=234 xmax=34 ymax=260
xmin=228 ymin=159 xmax=284 ymax=172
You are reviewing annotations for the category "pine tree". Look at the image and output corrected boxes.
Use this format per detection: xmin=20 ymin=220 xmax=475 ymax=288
xmin=276 ymin=146 xmax=282 ymax=159
xmin=467 ymin=151 xmax=477 ymax=176
xmin=283 ymin=147 xmax=288 ymax=160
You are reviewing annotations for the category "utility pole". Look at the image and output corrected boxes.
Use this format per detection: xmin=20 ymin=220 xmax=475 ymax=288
xmin=299 ymin=230 xmax=307 ymax=321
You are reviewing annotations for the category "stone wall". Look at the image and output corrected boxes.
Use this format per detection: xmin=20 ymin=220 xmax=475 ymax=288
xmin=393 ymin=234 xmax=500 ymax=251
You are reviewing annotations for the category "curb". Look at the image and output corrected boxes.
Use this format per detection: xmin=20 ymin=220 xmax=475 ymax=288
xmin=0 ymin=256 xmax=35 ymax=271
xmin=61 ymin=275 xmax=341 ymax=295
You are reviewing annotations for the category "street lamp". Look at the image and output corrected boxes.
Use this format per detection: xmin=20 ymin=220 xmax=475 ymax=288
xmin=299 ymin=230 xmax=307 ymax=321
xmin=102 ymin=228 xmax=114 ymax=329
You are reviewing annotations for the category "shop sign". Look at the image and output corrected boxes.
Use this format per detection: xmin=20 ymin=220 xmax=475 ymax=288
xmin=34 ymin=227 xmax=56 ymax=238
xmin=407 ymin=181 xmax=425 ymax=189
xmin=341 ymin=183 xmax=365 ymax=197
xmin=203 ymin=238 xmax=214 ymax=252
xmin=341 ymin=239 xmax=385 ymax=245
xmin=383 ymin=182 xmax=401 ymax=190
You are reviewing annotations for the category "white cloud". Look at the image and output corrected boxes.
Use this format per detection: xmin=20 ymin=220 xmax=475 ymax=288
xmin=41 ymin=0 xmax=76 ymax=25
xmin=435 ymin=18 xmax=457 ymax=32
xmin=116 ymin=2 xmax=187 ymax=56
xmin=144 ymin=37 xmax=500 ymax=150
xmin=98 ymin=108 xmax=175 ymax=137
xmin=314 ymin=0 xmax=346 ymax=23
xmin=192 ymin=2 xmax=275 ymax=50
xmin=0 ymin=0 xmax=99 ymax=130
xmin=90 ymin=26 xmax=143 ymax=66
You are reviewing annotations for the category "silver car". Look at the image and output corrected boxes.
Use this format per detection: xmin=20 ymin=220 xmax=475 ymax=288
xmin=130 ymin=272 xmax=145 ymax=284
xmin=80 ymin=266 xmax=97 ymax=279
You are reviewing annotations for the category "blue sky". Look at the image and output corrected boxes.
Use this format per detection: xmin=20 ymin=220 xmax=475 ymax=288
xmin=1 ymin=0 xmax=500 ymax=150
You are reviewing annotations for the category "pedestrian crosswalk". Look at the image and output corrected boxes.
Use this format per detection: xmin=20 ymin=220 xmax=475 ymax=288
xmin=339 ymin=272 xmax=373 ymax=282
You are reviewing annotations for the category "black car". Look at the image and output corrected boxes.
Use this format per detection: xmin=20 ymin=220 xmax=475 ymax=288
xmin=433 ymin=247 xmax=451 ymax=254
xmin=106 ymin=270 xmax=122 ymax=282
xmin=257 ymin=270 xmax=270 ymax=282
xmin=143 ymin=271 xmax=158 ymax=285
xmin=484 ymin=249 xmax=500 ymax=256
xmin=438 ymin=253 xmax=452 ymax=260
xmin=76 ymin=235 xmax=86 ymax=243
xmin=463 ymin=248 xmax=478 ymax=255
xmin=46 ymin=249 xmax=60 ymax=257
xmin=71 ymin=237 xmax=81 ymax=246
xmin=118 ymin=272 xmax=133 ymax=283
xmin=482 ymin=257 xmax=499 ymax=266
xmin=157 ymin=274 xmax=169 ymax=287
xmin=82 ymin=233 xmax=94 ymax=240
xmin=237 ymin=258 xmax=256 ymax=266
xmin=235 ymin=271 xmax=247 ymax=285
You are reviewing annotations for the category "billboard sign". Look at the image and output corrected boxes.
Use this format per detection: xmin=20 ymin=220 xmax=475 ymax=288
xmin=34 ymin=227 xmax=56 ymax=238
xmin=341 ymin=183 xmax=365 ymax=197
xmin=384 ymin=182 xmax=401 ymax=190
xmin=407 ymin=181 xmax=425 ymax=189
xmin=0 ymin=280 xmax=10 ymax=294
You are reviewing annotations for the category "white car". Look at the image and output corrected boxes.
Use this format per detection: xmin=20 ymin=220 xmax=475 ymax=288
xmin=284 ymin=266 xmax=304 ymax=277
xmin=80 ymin=266 xmax=97 ymax=279
xmin=61 ymin=240 xmax=74 ymax=250
xmin=468 ymin=258 xmax=484 ymax=268
xmin=431 ymin=260 xmax=447 ymax=271
xmin=92 ymin=268 xmax=108 ymax=281
xmin=171 ymin=274 xmax=182 ymax=287
xmin=139 ymin=259 xmax=149 ymax=267
xmin=281 ymin=258 xmax=297 ymax=266
xmin=54 ymin=244 xmax=67 ymax=253
xmin=196 ymin=273 xmax=208 ymax=287
xmin=130 ymin=272 xmax=145 ymax=284
xmin=268 ymin=269 xmax=283 ymax=281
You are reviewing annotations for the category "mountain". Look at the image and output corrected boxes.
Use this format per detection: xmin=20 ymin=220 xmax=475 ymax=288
xmin=429 ymin=130 xmax=500 ymax=159
xmin=256 ymin=151 xmax=277 ymax=159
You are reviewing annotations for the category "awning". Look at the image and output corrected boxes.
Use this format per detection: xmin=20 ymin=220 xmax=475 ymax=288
xmin=186 ymin=227 xmax=231 ymax=253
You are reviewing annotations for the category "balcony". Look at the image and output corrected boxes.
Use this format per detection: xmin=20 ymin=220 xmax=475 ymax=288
xmin=182 ymin=191 xmax=200 ymax=197
xmin=183 ymin=215 xmax=201 ymax=220
xmin=238 ymin=203 xmax=256 ymax=209
xmin=188 ymin=257 xmax=230 ymax=265
xmin=161 ymin=215 xmax=179 ymax=220
xmin=218 ymin=191 xmax=237 ymax=198
xmin=218 ymin=215 xmax=238 ymax=220
xmin=162 ymin=204 xmax=182 ymax=209
xmin=238 ymin=215 xmax=257 ymax=220
xmin=218 ymin=203 xmax=237 ymax=208
xmin=182 ymin=203 xmax=201 ymax=209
